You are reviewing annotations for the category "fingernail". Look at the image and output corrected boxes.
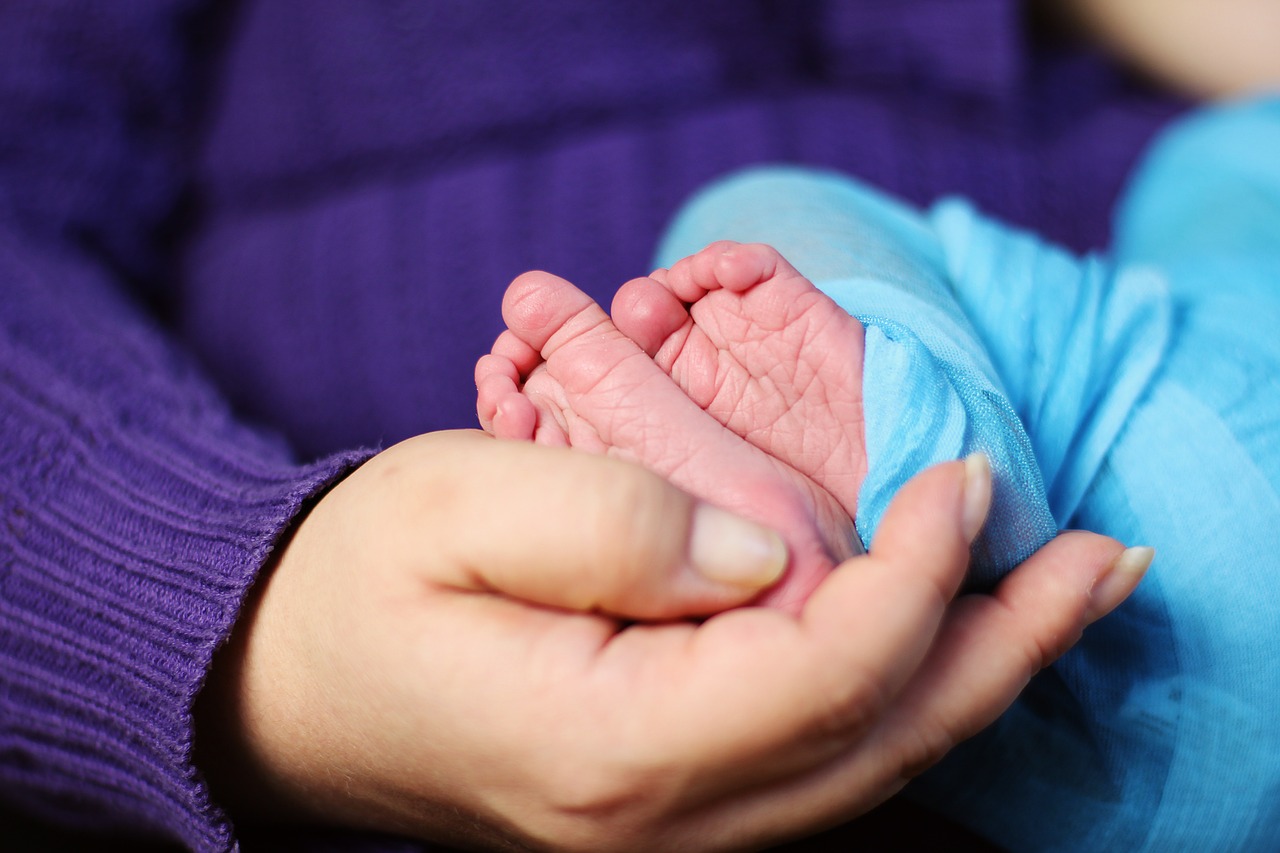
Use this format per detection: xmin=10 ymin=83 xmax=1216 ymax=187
xmin=1086 ymin=546 xmax=1154 ymax=623
xmin=690 ymin=504 xmax=788 ymax=587
xmin=962 ymin=453 xmax=992 ymax=543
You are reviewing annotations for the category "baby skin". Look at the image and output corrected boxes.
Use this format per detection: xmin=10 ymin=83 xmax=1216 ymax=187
xmin=476 ymin=242 xmax=869 ymax=612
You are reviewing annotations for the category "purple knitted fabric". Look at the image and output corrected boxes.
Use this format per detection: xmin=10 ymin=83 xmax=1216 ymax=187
xmin=183 ymin=0 xmax=1181 ymax=458
xmin=0 ymin=1 xmax=1182 ymax=850
xmin=0 ymin=4 xmax=368 ymax=850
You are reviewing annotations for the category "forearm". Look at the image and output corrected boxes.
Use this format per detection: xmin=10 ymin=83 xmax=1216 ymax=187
xmin=0 ymin=227 xmax=370 ymax=849
xmin=0 ymin=4 xmax=376 ymax=846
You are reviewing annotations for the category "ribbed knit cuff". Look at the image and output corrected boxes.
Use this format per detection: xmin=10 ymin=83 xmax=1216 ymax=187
xmin=0 ymin=430 xmax=371 ymax=851
xmin=0 ymin=228 xmax=377 ymax=851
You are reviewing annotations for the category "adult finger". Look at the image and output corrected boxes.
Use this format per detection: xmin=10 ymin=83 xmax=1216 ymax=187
xmin=867 ymin=530 xmax=1146 ymax=775
xmin=691 ymin=530 xmax=1144 ymax=849
xmin=409 ymin=430 xmax=789 ymax=619
xmin=463 ymin=456 xmax=986 ymax=853
xmin=609 ymin=457 xmax=989 ymax=796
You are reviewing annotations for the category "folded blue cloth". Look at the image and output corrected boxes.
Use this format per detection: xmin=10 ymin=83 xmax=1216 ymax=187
xmin=655 ymin=97 xmax=1280 ymax=850
xmin=656 ymin=170 xmax=1058 ymax=584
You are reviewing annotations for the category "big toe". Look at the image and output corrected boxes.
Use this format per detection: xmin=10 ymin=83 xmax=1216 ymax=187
xmin=612 ymin=275 xmax=691 ymax=357
xmin=503 ymin=272 xmax=650 ymax=406
xmin=502 ymin=271 xmax=603 ymax=355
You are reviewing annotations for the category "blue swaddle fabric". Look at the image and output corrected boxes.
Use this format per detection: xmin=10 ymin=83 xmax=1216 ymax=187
xmin=928 ymin=202 xmax=1173 ymax=526
xmin=917 ymin=97 xmax=1280 ymax=851
xmin=655 ymin=168 xmax=1060 ymax=587
xmin=657 ymin=95 xmax=1280 ymax=850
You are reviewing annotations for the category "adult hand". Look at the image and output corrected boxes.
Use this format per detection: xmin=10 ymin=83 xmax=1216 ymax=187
xmin=196 ymin=430 xmax=1143 ymax=852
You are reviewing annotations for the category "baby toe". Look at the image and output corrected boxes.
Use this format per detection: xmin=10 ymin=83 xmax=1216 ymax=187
xmin=492 ymin=392 xmax=539 ymax=441
xmin=501 ymin=271 xmax=601 ymax=354
xmin=612 ymin=275 xmax=691 ymax=358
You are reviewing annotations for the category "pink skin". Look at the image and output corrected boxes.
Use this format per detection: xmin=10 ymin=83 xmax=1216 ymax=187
xmin=476 ymin=242 xmax=868 ymax=612
xmin=613 ymin=241 xmax=868 ymax=522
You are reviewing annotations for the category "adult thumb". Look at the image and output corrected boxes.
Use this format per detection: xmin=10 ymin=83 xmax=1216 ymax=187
xmin=431 ymin=432 xmax=789 ymax=620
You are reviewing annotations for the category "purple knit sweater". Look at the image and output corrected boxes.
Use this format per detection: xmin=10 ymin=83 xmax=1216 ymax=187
xmin=0 ymin=2 xmax=1180 ymax=850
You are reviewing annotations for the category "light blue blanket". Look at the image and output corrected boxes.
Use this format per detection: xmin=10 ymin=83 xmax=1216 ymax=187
xmin=655 ymin=97 xmax=1280 ymax=850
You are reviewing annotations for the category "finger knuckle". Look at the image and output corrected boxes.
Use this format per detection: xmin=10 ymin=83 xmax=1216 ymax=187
xmin=803 ymin=661 xmax=888 ymax=746
xmin=584 ymin=465 xmax=686 ymax=574
xmin=529 ymin=756 xmax=670 ymax=852
xmin=895 ymin=724 xmax=954 ymax=784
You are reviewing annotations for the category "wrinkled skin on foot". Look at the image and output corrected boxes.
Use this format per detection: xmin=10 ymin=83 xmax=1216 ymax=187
xmin=477 ymin=242 xmax=870 ymax=611
xmin=614 ymin=241 xmax=868 ymax=522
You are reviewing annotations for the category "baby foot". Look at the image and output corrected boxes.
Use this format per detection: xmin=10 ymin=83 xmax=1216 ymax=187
xmin=611 ymin=241 xmax=868 ymax=529
xmin=476 ymin=271 xmax=858 ymax=612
